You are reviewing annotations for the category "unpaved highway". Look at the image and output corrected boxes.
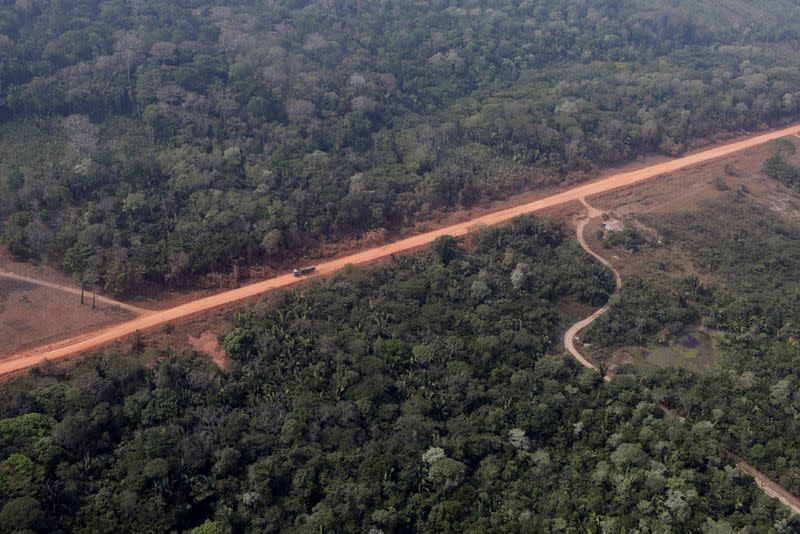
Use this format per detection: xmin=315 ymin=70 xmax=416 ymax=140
xmin=2 ymin=124 xmax=799 ymax=376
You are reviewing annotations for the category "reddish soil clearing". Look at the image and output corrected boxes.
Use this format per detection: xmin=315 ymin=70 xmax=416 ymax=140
xmin=187 ymin=331 xmax=228 ymax=369
xmin=0 ymin=277 xmax=135 ymax=357
xmin=590 ymin=137 xmax=800 ymax=221
xmin=0 ymin=248 xmax=79 ymax=288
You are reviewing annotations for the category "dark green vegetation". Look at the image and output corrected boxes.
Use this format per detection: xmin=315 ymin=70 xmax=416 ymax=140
xmin=585 ymin=275 xmax=702 ymax=347
xmin=762 ymin=140 xmax=800 ymax=189
xmin=0 ymin=218 xmax=794 ymax=532
xmin=602 ymin=222 xmax=649 ymax=252
xmin=587 ymin=186 xmax=800 ymax=498
xmin=762 ymin=155 xmax=800 ymax=189
xmin=3 ymin=0 xmax=800 ymax=292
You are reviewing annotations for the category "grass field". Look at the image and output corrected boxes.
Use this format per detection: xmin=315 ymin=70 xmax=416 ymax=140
xmin=644 ymin=330 xmax=718 ymax=371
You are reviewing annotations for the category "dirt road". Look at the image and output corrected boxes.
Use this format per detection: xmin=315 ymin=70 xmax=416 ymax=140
xmin=732 ymin=455 xmax=800 ymax=514
xmin=1 ymin=124 xmax=799 ymax=376
xmin=563 ymin=199 xmax=622 ymax=375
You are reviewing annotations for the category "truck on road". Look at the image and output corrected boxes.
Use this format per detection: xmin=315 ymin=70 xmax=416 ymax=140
xmin=292 ymin=266 xmax=316 ymax=277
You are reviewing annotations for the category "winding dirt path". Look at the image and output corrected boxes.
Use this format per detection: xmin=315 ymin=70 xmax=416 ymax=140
xmin=564 ymin=200 xmax=800 ymax=516
xmin=1 ymin=123 xmax=799 ymax=377
xmin=563 ymin=198 xmax=622 ymax=376
xmin=0 ymin=270 xmax=148 ymax=314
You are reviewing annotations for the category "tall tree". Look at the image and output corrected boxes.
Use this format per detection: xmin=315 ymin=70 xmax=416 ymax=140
xmin=63 ymin=242 xmax=94 ymax=305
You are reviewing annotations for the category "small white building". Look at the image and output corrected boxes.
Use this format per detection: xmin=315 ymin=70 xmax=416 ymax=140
xmin=602 ymin=220 xmax=623 ymax=232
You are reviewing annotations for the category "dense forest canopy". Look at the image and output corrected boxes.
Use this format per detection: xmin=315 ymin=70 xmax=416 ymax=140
xmin=0 ymin=217 xmax=795 ymax=532
xmin=2 ymin=0 xmax=800 ymax=292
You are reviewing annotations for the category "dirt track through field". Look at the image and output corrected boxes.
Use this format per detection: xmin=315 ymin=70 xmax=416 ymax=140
xmin=2 ymin=124 xmax=799 ymax=377
xmin=0 ymin=270 xmax=148 ymax=314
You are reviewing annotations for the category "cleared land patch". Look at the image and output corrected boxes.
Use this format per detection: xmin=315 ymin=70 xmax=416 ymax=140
xmin=0 ymin=277 xmax=134 ymax=357
xmin=579 ymin=138 xmax=800 ymax=367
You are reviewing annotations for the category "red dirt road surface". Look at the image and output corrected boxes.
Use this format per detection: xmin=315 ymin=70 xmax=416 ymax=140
xmin=2 ymin=124 xmax=799 ymax=376
xmin=732 ymin=455 xmax=800 ymax=515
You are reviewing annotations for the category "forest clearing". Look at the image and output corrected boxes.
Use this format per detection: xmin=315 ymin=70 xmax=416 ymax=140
xmin=562 ymin=194 xmax=800 ymax=515
xmin=0 ymin=274 xmax=136 ymax=358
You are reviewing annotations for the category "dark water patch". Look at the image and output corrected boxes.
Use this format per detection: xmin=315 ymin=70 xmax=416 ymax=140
xmin=679 ymin=334 xmax=700 ymax=349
